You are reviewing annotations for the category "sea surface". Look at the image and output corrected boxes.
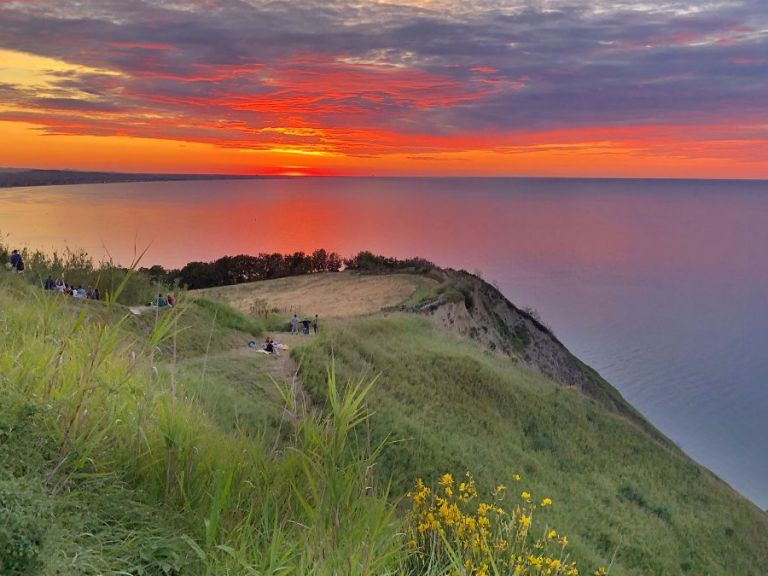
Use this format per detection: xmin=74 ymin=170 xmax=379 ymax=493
xmin=2 ymin=177 xmax=767 ymax=508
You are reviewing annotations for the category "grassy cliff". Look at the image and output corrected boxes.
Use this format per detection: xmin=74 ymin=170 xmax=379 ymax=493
xmin=295 ymin=313 xmax=768 ymax=574
xmin=1 ymin=268 xmax=766 ymax=575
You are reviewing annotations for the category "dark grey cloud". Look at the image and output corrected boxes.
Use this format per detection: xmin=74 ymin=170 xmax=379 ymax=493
xmin=0 ymin=0 xmax=766 ymax=154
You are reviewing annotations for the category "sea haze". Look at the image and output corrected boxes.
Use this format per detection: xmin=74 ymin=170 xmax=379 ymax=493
xmin=3 ymin=177 xmax=767 ymax=508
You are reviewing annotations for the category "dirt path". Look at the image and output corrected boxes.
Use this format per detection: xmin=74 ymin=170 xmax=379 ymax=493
xmin=252 ymin=332 xmax=314 ymax=415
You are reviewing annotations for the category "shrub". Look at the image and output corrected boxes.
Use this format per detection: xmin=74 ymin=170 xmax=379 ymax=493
xmin=344 ymin=251 xmax=436 ymax=274
xmin=0 ymin=477 xmax=49 ymax=576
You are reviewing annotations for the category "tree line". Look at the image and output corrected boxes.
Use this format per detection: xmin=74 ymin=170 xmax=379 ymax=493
xmin=143 ymin=249 xmax=344 ymax=289
xmin=3 ymin=239 xmax=436 ymax=299
xmin=142 ymin=250 xmax=436 ymax=290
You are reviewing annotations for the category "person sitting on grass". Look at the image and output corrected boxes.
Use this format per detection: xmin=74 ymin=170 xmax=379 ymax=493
xmin=167 ymin=293 xmax=176 ymax=307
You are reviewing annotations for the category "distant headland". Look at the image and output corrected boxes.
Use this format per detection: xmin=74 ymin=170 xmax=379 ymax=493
xmin=0 ymin=168 xmax=263 ymax=188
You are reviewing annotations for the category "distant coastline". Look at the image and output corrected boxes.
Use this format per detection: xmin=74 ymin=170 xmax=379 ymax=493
xmin=2 ymin=169 xmax=766 ymax=188
xmin=0 ymin=168 xmax=264 ymax=189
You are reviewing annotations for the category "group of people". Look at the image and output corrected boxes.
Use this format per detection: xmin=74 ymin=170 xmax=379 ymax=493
xmin=6 ymin=250 xmax=104 ymax=300
xmin=6 ymin=251 xmax=183 ymax=312
xmin=291 ymin=314 xmax=319 ymax=335
xmin=262 ymin=337 xmax=281 ymax=354
xmin=250 ymin=336 xmax=284 ymax=355
xmin=254 ymin=314 xmax=319 ymax=356
xmin=44 ymin=276 xmax=101 ymax=300
xmin=152 ymin=293 xmax=176 ymax=307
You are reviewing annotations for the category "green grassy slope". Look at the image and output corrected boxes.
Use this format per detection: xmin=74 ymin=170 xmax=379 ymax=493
xmin=0 ymin=274 xmax=196 ymax=574
xmin=3 ymin=267 xmax=768 ymax=575
xmin=0 ymin=273 xmax=401 ymax=575
xmin=294 ymin=314 xmax=768 ymax=575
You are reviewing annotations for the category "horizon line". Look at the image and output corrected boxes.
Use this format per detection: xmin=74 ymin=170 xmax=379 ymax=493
xmin=2 ymin=167 xmax=767 ymax=184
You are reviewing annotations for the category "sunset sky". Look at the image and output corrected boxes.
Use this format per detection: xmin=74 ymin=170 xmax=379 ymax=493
xmin=1 ymin=0 xmax=767 ymax=177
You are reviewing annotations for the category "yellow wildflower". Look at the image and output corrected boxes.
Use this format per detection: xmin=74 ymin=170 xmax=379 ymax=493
xmin=477 ymin=502 xmax=492 ymax=516
xmin=408 ymin=478 xmax=431 ymax=506
xmin=405 ymin=472 xmax=581 ymax=576
xmin=458 ymin=475 xmax=478 ymax=501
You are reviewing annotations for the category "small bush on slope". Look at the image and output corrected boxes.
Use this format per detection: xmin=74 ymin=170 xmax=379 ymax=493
xmin=0 ymin=476 xmax=48 ymax=575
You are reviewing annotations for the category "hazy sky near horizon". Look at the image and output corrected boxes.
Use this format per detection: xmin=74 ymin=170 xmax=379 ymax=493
xmin=1 ymin=0 xmax=767 ymax=177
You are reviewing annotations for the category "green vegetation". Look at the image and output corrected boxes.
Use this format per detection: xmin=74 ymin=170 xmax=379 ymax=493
xmin=190 ymin=296 xmax=267 ymax=336
xmin=294 ymin=314 xmax=768 ymax=575
xmin=173 ymin=249 xmax=343 ymax=289
xmin=2 ymin=238 xmax=437 ymax=305
xmin=0 ymin=272 xmax=401 ymax=574
xmin=0 ymin=243 xmax=161 ymax=305
xmin=1 ymin=264 xmax=767 ymax=575
xmin=343 ymin=251 xmax=436 ymax=274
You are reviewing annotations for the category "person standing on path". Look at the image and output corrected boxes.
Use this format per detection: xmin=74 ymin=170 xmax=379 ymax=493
xmin=313 ymin=314 xmax=319 ymax=335
xmin=9 ymin=250 xmax=21 ymax=272
xmin=291 ymin=314 xmax=299 ymax=335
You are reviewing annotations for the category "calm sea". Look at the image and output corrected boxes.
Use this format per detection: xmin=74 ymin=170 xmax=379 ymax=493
xmin=3 ymin=177 xmax=767 ymax=508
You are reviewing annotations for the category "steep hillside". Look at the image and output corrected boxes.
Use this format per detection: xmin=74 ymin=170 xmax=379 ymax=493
xmin=3 ymin=267 xmax=767 ymax=575
xmin=282 ymin=269 xmax=768 ymax=575
xmin=400 ymin=269 xmax=668 ymax=443
xmin=294 ymin=311 xmax=768 ymax=575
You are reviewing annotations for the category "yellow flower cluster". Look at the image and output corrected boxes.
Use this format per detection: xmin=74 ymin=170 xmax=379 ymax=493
xmin=406 ymin=472 xmax=582 ymax=576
